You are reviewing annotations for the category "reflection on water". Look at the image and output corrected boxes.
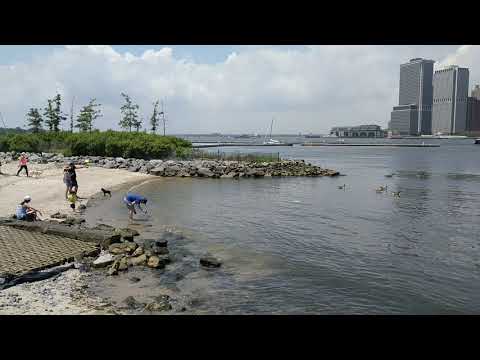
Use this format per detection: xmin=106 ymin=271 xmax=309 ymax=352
xmin=86 ymin=140 xmax=480 ymax=314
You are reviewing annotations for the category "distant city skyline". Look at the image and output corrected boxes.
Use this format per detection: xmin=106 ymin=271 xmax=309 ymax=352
xmin=1 ymin=45 xmax=480 ymax=134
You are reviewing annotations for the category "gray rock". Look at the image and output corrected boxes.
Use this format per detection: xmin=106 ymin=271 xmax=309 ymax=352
xmin=129 ymin=254 xmax=147 ymax=266
xmin=197 ymin=167 xmax=214 ymax=177
xmin=149 ymin=166 xmax=165 ymax=176
xmin=147 ymin=255 xmax=165 ymax=269
xmin=108 ymin=242 xmax=138 ymax=255
xmin=200 ymin=255 xmax=222 ymax=268
xmin=144 ymin=295 xmax=172 ymax=312
xmin=123 ymin=296 xmax=143 ymax=310
xmin=132 ymin=246 xmax=144 ymax=257
xmin=104 ymin=161 xmax=117 ymax=169
xmin=93 ymin=253 xmax=115 ymax=268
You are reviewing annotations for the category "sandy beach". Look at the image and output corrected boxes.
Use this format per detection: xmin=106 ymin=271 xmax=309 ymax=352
xmin=0 ymin=162 xmax=153 ymax=315
xmin=0 ymin=162 xmax=151 ymax=218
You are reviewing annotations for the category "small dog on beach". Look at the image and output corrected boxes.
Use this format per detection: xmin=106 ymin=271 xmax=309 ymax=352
xmin=101 ymin=188 xmax=112 ymax=197
xmin=30 ymin=170 xmax=42 ymax=178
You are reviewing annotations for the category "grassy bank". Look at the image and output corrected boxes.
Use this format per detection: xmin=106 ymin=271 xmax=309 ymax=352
xmin=189 ymin=149 xmax=281 ymax=163
xmin=0 ymin=131 xmax=192 ymax=159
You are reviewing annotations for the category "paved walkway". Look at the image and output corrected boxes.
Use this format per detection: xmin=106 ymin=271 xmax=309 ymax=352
xmin=0 ymin=225 xmax=98 ymax=275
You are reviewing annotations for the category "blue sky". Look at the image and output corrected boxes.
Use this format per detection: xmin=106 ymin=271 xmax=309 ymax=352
xmin=0 ymin=45 xmax=307 ymax=65
xmin=0 ymin=45 xmax=476 ymax=133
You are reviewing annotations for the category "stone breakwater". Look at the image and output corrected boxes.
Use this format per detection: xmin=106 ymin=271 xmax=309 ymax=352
xmin=0 ymin=152 xmax=340 ymax=178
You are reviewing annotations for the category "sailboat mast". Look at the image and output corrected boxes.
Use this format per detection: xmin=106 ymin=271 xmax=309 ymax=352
xmin=269 ymin=118 xmax=274 ymax=139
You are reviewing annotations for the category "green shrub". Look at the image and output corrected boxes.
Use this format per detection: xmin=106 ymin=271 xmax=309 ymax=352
xmin=0 ymin=131 xmax=191 ymax=159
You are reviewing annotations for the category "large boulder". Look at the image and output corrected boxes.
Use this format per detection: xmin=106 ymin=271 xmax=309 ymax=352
xmin=129 ymin=254 xmax=147 ymax=266
xmin=147 ymin=255 xmax=165 ymax=269
xmin=128 ymin=165 xmax=140 ymax=172
xmin=197 ymin=167 xmax=214 ymax=177
xmin=149 ymin=166 xmax=165 ymax=176
xmin=108 ymin=242 xmax=138 ymax=255
xmin=164 ymin=165 xmax=181 ymax=177
xmin=93 ymin=253 xmax=115 ymax=268
xmin=104 ymin=161 xmax=118 ymax=169
xmin=200 ymin=255 xmax=222 ymax=268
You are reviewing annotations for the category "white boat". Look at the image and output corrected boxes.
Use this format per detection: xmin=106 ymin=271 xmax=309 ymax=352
xmin=263 ymin=118 xmax=283 ymax=145
xmin=433 ymin=132 xmax=468 ymax=139
xmin=437 ymin=135 xmax=468 ymax=139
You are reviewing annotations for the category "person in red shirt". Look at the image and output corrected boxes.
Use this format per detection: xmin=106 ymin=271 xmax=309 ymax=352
xmin=16 ymin=153 xmax=29 ymax=177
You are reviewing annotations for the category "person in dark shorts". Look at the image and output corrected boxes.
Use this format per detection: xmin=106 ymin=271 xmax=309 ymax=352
xmin=16 ymin=153 xmax=29 ymax=177
xmin=123 ymin=193 xmax=148 ymax=220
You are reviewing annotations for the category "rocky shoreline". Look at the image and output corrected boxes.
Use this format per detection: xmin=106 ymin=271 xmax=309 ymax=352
xmin=0 ymin=210 xmax=221 ymax=314
xmin=0 ymin=152 xmax=340 ymax=178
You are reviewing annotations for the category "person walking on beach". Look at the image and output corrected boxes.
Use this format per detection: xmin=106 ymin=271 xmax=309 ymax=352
xmin=63 ymin=166 xmax=73 ymax=199
xmin=16 ymin=153 xmax=29 ymax=177
xmin=123 ymin=193 xmax=148 ymax=220
xmin=16 ymin=195 xmax=42 ymax=221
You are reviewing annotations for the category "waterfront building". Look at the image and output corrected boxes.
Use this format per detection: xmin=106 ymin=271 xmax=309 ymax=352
xmin=432 ymin=65 xmax=469 ymax=135
xmin=472 ymin=84 xmax=480 ymax=100
xmin=389 ymin=58 xmax=435 ymax=135
xmin=330 ymin=125 xmax=385 ymax=138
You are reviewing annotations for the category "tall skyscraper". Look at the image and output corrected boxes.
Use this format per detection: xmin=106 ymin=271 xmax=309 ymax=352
xmin=467 ymin=84 xmax=480 ymax=133
xmin=432 ymin=65 xmax=469 ymax=135
xmin=389 ymin=58 xmax=434 ymax=135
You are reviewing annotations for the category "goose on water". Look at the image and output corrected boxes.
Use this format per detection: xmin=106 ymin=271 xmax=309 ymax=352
xmin=375 ymin=185 xmax=388 ymax=193
xmin=392 ymin=191 xmax=401 ymax=198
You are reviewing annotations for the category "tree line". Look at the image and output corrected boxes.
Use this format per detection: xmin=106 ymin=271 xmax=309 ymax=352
xmin=25 ymin=93 xmax=167 ymax=134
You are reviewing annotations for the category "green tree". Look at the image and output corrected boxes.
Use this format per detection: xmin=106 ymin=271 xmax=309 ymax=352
xmin=43 ymin=93 xmax=66 ymax=132
xmin=43 ymin=100 xmax=55 ymax=131
xmin=75 ymin=99 xmax=102 ymax=132
xmin=25 ymin=108 xmax=43 ymax=133
xmin=119 ymin=93 xmax=139 ymax=132
xmin=150 ymin=100 xmax=160 ymax=133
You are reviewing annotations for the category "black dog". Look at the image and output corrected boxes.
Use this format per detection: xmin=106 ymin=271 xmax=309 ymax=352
xmin=101 ymin=188 xmax=112 ymax=197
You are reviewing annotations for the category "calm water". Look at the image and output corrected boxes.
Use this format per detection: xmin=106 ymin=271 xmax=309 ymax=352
xmin=87 ymin=138 xmax=480 ymax=314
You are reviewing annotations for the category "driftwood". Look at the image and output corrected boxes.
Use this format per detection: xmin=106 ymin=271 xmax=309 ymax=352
xmin=0 ymin=263 xmax=75 ymax=290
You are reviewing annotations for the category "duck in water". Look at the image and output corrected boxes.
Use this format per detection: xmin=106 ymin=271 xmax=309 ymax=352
xmin=337 ymin=184 xmax=346 ymax=190
xmin=375 ymin=185 xmax=388 ymax=193
xmin=392 ymin=191 xmax=401 ymax=198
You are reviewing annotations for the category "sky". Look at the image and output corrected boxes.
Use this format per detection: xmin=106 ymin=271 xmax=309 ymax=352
xmin=0 ymin=45 xmax=478 ymax=134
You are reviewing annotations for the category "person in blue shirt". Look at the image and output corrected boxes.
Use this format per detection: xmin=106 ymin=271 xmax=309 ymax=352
xmin=16 ymin=195 xmax=42 ymax=221
xmin=123 ymin=193 xmax=148 ymax=220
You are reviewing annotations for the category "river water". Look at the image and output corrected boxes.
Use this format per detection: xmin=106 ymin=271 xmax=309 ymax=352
xmin=86 ymin=137 xmax=480 ymax=314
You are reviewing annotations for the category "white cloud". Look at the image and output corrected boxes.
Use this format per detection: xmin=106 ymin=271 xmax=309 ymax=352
xmin=0 ymin=45 xmax=478 ymax=133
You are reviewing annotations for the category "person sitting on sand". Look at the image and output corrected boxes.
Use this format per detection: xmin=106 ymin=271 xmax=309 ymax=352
xmin=16 ymin=195 xmax=42 ymax=221
xmin=16 ymin=153 xmax=29 ymax=177
xmin=123 ymin=193 xmax=148 ymax=220
xmin=68 ymin=189 xmax=78 ymax=212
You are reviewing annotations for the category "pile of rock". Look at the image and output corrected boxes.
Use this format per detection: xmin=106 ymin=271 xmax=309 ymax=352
xmin=93 ymin=230 xmax=172 ymax=276
xmin=0 ymin=152 xmax=340 ymax=178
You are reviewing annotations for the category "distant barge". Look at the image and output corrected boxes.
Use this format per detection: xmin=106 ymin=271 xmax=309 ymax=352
xmin=302 ymin=143 xmax=440 ymax=147
xmin=193 ymin=143 xmax=295 ymax=148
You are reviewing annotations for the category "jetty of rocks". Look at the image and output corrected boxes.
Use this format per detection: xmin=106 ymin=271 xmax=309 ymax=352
xmin=0 ymin=152 xmax=340 ymax=178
